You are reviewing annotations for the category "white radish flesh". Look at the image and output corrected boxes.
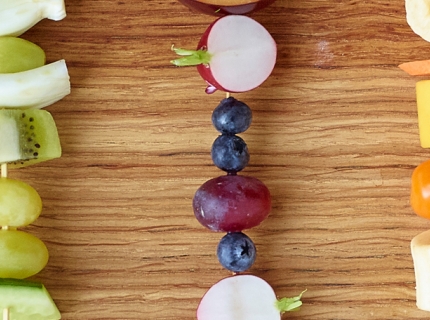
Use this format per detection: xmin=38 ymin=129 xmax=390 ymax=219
xmin=197 ymin=275 xmax=280 ymax=320
xmin=0 ymin=0 xmax=66 ymax=37
xmin=0 ymin=60 xmax=70 ymax=109
xmin=199 ymin=15 xmax=277 ymax=93
xmin=411 ymin=229 xmax=430 ymax=311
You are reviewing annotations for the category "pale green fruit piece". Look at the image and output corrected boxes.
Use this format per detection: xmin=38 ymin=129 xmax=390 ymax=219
xmin=0 ymin=37 xmax=45 ymax=73
xmin=0 ymin=0 xmax=66 ymax=37
xmin=0 ymin=108 xmax=61 ymax=168
xmin=0 ymin=178 xmax=42 ymax=227
xmin=0 ymin=278 xmax=60 ymax=320
xmin=0 ymin=230 xmax=49 ymax=279
xmin=0 ymin=59 xmax=70 ymax=109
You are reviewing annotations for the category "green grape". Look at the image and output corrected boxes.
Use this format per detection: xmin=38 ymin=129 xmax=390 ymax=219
xmin=0 ymin=37 xmax=45 ymax=73
xmin=0 ymin=178 xmax=42 ymax=227
xmin=0 ymin=230 xmax=49 ymax=279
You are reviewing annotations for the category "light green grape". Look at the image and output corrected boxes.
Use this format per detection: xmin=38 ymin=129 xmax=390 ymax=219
xmin=0 ymin=36 xmax=45 ymax=73
xmin=0 ymin=230 xmax=49 ymax=279
xmin=0 ymin=178 xmax=42 ymax=227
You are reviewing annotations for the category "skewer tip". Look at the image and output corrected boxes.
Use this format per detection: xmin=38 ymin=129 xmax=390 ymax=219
xmin=3 ymin=308 xmax=9 ymax=320
xmin=0 ymin=163 xmax=7 ymax=178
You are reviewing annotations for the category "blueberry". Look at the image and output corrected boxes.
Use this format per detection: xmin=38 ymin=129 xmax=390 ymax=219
xmin=211 ymin=135 xmax=249 ymax=173
xmin=212 ymin=97 xmax=252 ymax=134
xmin=217 ymin=232 xmax=256 ymax=273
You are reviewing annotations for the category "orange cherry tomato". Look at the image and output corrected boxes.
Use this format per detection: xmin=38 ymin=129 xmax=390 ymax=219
xmin=411 ymin=160 xmax=430 ymax=219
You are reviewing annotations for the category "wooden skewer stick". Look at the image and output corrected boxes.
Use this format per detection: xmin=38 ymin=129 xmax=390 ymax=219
xmin=226 ymin=92 xmax=230 ymax=98
xmin=3 ymin=308 xmax=9 ymax=320
xmin=0 ymin=163 xmax=7 ymax=178
xmin=1 ymin=166 xmax=9 ymax=319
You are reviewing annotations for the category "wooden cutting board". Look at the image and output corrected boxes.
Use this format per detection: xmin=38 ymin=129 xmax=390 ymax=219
xmin=11 ymin=0 xmax=430 ymax=318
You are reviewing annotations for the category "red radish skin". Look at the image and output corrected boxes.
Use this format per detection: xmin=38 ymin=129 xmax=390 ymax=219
xmin=196 ymin=15 xmax=276 ymax=93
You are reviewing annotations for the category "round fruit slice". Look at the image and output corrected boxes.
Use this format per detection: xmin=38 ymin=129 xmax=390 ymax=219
xmin=171 ymin=15 xmax=277 ymax=93
xmin=406 ymin=0 xmax=430 ymax=42
xmin=0 ymin=278 xmax=60 ymax=319
xmin=0 ymin=230 xmax=49 ymax=279
xmin=197 ymin=275 xmax=305 ymax=320
xmin=0 ymin=37 xmax=45 ymax=73
xmin=0 ymin=108 xmax=61 ymax=168
xmin=0 ymin=178 xmax=42 ymax=227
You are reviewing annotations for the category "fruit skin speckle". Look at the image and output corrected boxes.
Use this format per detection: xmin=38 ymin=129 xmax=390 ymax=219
xmin=192 ymin=175 xmax=271 ymax=232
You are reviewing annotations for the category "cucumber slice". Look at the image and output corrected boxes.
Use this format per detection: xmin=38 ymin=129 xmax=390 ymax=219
xmin=0 ymin=278 xmax=60 ymax=319
xmin=0 ymin=108 xmax=61 ymax=168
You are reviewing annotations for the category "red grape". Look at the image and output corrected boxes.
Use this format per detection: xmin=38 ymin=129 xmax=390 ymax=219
xmin=193 ymin=175 xmax=271 ymax=232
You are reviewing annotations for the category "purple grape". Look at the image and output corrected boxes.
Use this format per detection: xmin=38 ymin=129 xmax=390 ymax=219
xmin=211 ymin=134 xmax=249 ymax=173
xmin=192 ymin=175 xmax=271 ymax=232
xmin=217 ymin=232 xmax=256 ymax=272
xmin=212 ymin=97 xmax=252 ymax=134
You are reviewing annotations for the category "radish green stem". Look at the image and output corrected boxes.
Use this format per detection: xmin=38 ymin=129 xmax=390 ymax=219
xmin=170 ymin=45 xmax=212 ymax=66
xmin=276 ymin=289 xmax=306 ymax=313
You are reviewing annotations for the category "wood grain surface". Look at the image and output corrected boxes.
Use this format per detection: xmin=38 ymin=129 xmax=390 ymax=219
xmin=9 ymin=0 xmax=430 ymax=319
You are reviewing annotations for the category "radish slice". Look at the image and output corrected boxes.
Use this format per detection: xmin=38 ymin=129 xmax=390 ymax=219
xmin=197 ymin=275 xmax=305 ymax=320
xmin=171 ymin=15 xmax=277 ymax=93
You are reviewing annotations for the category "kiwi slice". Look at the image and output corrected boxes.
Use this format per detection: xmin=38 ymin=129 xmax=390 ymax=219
xmin=0 ymin=109 xmax=61 ymax=168
xmin=0 ymin=278 xmax=61 ymax=319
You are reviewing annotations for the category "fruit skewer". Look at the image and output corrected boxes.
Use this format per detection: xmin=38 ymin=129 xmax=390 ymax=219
xmin=0 ymin=95 xmax=66 ymax=319
xmin=172 ymin=10 xmax=305 ymax=318
xmin=0 ymin=3 xmax=69 ymax=316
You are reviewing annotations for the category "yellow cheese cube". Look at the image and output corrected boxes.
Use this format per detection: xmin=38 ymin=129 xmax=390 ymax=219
xmin=417 ymin=80 xmax=430 ymax=148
